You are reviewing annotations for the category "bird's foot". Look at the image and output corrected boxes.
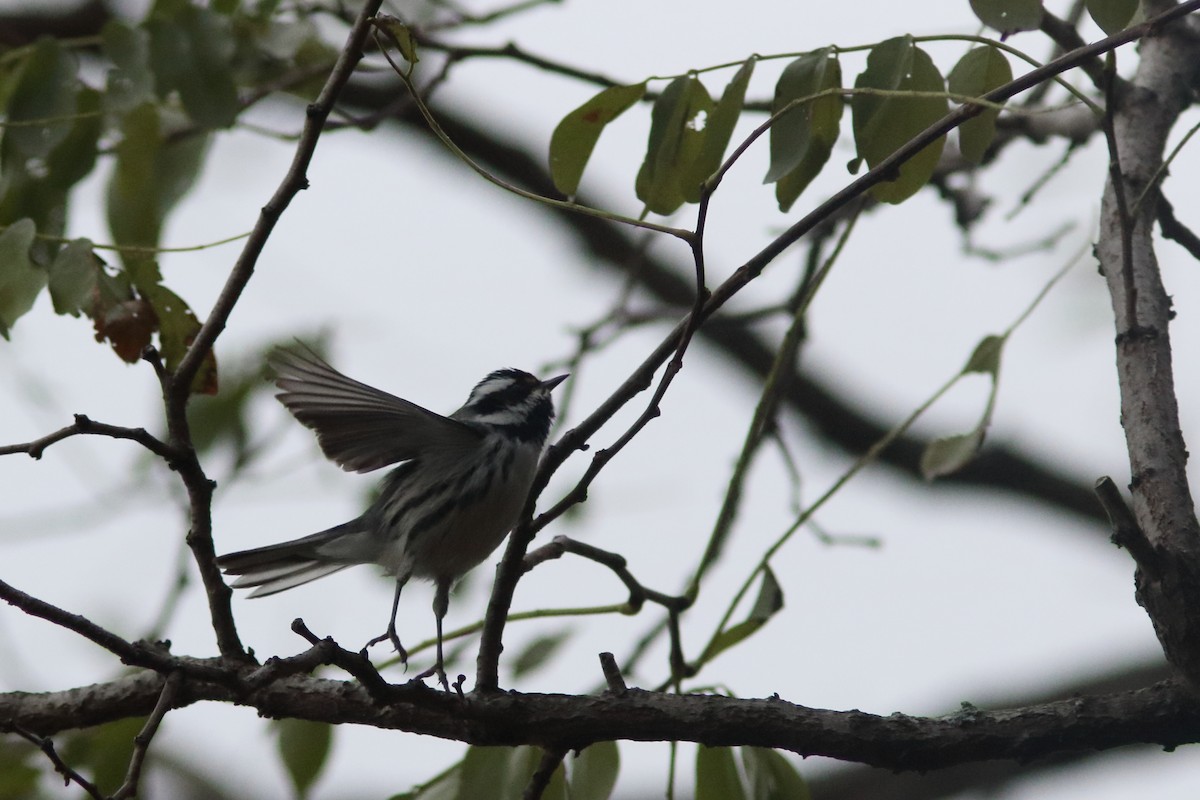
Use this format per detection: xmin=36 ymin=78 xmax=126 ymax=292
xmin=363 ymin=624 xmax=408 ymax=666
xmin=413 ymin=662 xmax=451 ymax=692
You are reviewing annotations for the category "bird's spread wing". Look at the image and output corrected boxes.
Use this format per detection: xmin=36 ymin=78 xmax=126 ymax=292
xmin=269 ymin=346 xmax=483 ymax=473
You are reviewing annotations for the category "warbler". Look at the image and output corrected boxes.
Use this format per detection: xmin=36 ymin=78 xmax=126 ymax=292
xmin=217 ymin=346 xmax=566 ymax=688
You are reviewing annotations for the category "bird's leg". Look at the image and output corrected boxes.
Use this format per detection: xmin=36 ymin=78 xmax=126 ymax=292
xmin=415 ymin=579 xmax=451 ymax=691
xmin=364 ymin=575 xmax=409 ymax=665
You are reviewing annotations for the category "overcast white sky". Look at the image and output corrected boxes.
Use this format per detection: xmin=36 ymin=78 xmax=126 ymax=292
xmin=4 ymin=1 xmax=1200 ymax=797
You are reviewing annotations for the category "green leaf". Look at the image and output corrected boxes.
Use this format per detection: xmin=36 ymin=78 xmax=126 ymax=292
xmin=511 ymin=629 xmax=572 ymax=678
xmin=148 ymin=4 xmax=240 ymax=129
xmin=0 ymin=38 xmax=78 ymax=166
xmin=0 ymin=39 xmax=96 ymax=245
xmin=0 ymin=219 xmax=46 ymax=338
xmin=42 ymin=85 xmax=101 ymax=198
xmin=920 ymin=430 xmax=986 ymax=481
xmin=276 ymin=719 xmax=333 ymax=800
xmin=681 ymin=56 xmax=755 ymax=202
xmin=549 ymin=83 xmax=646 ymax=196
xmin=852 ymin=36 xmax=948 ymax=204
xmin=766 ymin=49 xmax=843 ymax=211
xmin=107 ymin=103 xmax=210 ymax=252
xmin=969 ymin=0 xmax=1045 ymax=33
xmin=376 ymin=16 xmax=420 ymax=64
xmin=702 ymin=566 xmax=784 ymax=663
xmin=1086 ymin=0 xmax=1138 ymax=34
xmin=102 ymin=21 xmax=157 ymax=116
xmin=457 ymin=747 xmax=515 ymax=800
xmin=947 ymin=47 xmax=1012 ymax=163
xmin=635 ymin=76 xmax=713 ymax=215
xmin=696 ymin=746 xmax=747 ymax=800
xmin=765 ymin=49 xmax=842 ymax=183
xmin=48 ymin=238 xmax=98 ymax=316
xmin=569 ymin=741 xmax=619 ymax=800
xmin=741 ymin=748 xmax=810 ymax=800
xmin=922 ymin=333 xmax=1005 ymax=480
xmin=962 ymin=334 xmax=1005 ymax=376
xmin=0 ymin=54 xmax=99 ymax=248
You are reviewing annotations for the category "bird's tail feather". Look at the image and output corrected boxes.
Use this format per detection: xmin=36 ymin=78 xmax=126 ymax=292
xmin=217 ymin=523 xmax=360 ymax=597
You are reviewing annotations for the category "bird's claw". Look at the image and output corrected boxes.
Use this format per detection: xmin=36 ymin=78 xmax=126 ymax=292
xmin=413 ymin=663 xmax=450 ymax=692
xmin=363 ymin=624 xmax=408 ymax=666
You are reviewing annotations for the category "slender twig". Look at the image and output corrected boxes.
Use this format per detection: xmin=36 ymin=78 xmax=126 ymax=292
xmin=524 ymin=535 xmax=689 ymax=613
xmin=699 ymin=252 xmax=1082 ymax=677
xmin=1100 ymin=52 xmax=1138 ymax=330
xmin=1023 ymin=1 xmax=1089 ymax=107
xmin=1132 ymin=116 xmax=1200 ymax=218
xmin=276 ymin=619 xmax=408 ymax=702
xmin=0 ymin=577 xmax=155 ymax=664
xmin=1039 ymin=9 xmax=1108 ymax=89
xmin=543 ymin=236 xmax=658 ymax=422
xmin=111 ymin=671 xmax=183 ymax=800
xmin=417 ymin=36 xmax=620 ymax=88
xmin=1157 ymin=194 xmax=1200 ymax=263
xmin=521 ymin=537 xmax=693 ymax=684
xmin=690 ymin=205 xmax=860 ymax=599
xmin=0 ymin=414 xmax=178 ymax=462
xmin=595 ymin=219 xmax=857 ymax=681
xmin=373 ymin=26 xmax=692 ymax=243
xmin=476 ymin=226 xmax=708 ymax=688
xmin=598 ymin=652 xmax=628 ymax=693
xmin=1095 ymin=476 xmax=1159 ymax=575
xmin=522 ymin=747 xmax=568 ymax=800
xmin=1 ymin=722 xmax=103 ymax=799
xmin=425 ymin=0 xmax=559 ymax=30
xmin=0 ymin=576 xmax=238 ymax=685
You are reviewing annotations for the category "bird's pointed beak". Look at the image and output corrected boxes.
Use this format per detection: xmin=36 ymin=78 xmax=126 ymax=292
xmin=541 ymin=374 xmax=569 ymax=391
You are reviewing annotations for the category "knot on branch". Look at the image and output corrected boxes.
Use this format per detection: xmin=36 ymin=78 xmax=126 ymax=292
xmin=1115 ymin=325 xmax=1161 ymax=345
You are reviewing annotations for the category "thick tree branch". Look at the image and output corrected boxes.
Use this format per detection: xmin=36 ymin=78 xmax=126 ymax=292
xmin=0 ymin=0 xmax=107 ymax=45
xmin=3 ymin=669 xmax=1199 ymax=772
xmin=809 ymin=658 xmax=1174 ymax=799
xmin=1096 ymin=2 xmax=1200 ymax=684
